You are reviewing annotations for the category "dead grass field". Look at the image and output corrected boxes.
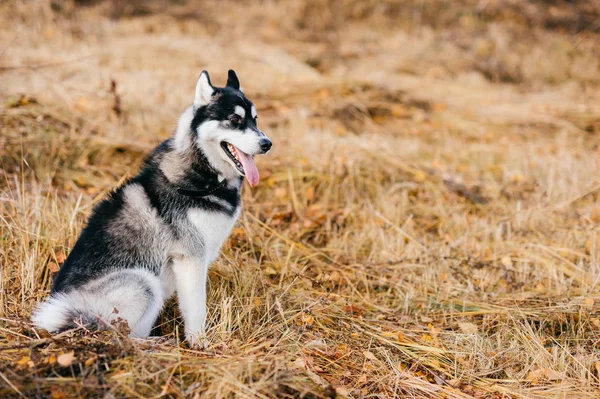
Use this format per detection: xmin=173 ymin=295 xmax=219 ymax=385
xmin=1 ymin=0 xmax=600 ymax=397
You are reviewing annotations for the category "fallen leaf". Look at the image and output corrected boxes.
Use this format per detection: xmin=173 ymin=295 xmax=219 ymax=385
xmin=47 ymin=262 xmax=59 ymax=273
xmin=345 ymin=304 xmax=364 ymax=317
xmin=301 ymin=314 xmax=315 ymax=326
xmin=57 ymin=351 xmax=75 ymax=367
xmin=274 ymin=187 xmax=287 ymax=198
xmin=291 ymin=357 xmax=306 ymax=370
xmin=585 ymin=239 xmax=592 ymax=255
xmin=304 ymin=186 xmax=315 ymax=202
xmin=500 ymin=256 xmax=512 ymax=267
xmin=526 ymin=368 xmax=563 ymax=384
xmin=421 ymin=333 xmax=433 ymax=343
xmin=55 ymin=251 xmax=66 ymax=264
xmin=458 ymin=322 xmax=478 ymax=334
xmin=335 ymin=386 xmax=350 ymax=396
xmin=541 ymin=369 xmax=563 ymax=381
xmin=305 ymin=339 xmax=326 ymax=351
xmin=329 ymin=271 xmax=343 ymax=285
xmin=16 ymin=356 xmax=32 ymax=368
xmin=50 ymin=387 xmax=64 ymax=399
xmin=414 ymin=170 xmax=427 ymax=182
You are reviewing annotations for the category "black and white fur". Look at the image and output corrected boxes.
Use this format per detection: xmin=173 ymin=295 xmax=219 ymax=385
xmin=32 ymin=70 xmax=271 ymax=346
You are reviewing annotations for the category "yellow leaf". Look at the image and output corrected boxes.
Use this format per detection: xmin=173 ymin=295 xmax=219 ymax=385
xmin=413 ymin=171 xmax=427 ymax=182
xmin=57 ymin=351 xmax=75 ymax=367
xmin=391 ymin=105 xmax=405 ymax=118
xmin=16 ymin=356 xmax=31 ymax=367
xmin=50 ymin=387 xmax=64 ymax=399
xmin=585 ymin=239 xmax=592 ymax=255
xmin=304 ymin=186 xmax=315 ymax=202
xmin=301 ymin=314 xmax=315 ymax=326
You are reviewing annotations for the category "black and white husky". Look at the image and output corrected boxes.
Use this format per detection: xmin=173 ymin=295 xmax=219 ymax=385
xmin=32 ymin=70 xmax=271 ymax=346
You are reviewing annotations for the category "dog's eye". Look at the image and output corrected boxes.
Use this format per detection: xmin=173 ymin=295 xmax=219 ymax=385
xmin=230 ymin=115 xmax=242 ymax=125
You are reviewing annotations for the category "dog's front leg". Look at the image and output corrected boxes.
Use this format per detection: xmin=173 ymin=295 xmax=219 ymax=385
xmin=172 ymin=256 xmax=208 ymax=347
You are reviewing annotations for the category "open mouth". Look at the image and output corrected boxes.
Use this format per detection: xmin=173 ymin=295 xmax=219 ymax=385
xmin=221 ymin=142 xmax=245 ymax=174
xmin=220 ymin=142 xmax=260 ymax=186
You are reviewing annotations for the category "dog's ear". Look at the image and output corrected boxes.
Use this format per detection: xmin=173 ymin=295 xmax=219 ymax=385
xmin=226 ymin=69 xmax=240 ymax=90
xmin=194 ymin=70 xmax=215 ymax=106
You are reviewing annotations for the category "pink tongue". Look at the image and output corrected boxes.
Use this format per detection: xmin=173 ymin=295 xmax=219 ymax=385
xmin=236 ymin=148 xmax=259 ymax=187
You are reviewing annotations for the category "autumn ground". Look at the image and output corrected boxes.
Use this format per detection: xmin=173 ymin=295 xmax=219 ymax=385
xmin=1 ymin=0 xmax=600 ymax=397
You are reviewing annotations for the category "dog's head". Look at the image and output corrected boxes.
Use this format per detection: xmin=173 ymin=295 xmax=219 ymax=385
xmin=190 ymin=70 xmax=271 ymax=186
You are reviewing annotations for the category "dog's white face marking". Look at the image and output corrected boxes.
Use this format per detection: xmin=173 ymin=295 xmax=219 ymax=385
xmin=234 ymin=106 xmax=245 ymax=119
xmin=196 ymin=120 xmax=266 ymax=179
xmin=251 ymin=106 xmax=257 ymax=119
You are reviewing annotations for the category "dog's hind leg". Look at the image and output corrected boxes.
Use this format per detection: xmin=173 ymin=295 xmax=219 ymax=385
xmin=32 ymin=269 xmax=164 ymax=338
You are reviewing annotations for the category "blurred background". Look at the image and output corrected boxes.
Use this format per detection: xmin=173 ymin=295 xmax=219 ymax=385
xmin=1 ymin=1 xmax=600 ymax=398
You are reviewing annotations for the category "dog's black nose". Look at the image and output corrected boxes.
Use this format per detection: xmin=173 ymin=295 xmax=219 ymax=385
xmin=259 ymin=138 xmax=272 ymax=153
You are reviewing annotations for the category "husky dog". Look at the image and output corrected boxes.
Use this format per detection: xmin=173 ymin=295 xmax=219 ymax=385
xmin=32 ymin=70 xmax=271 ymax=346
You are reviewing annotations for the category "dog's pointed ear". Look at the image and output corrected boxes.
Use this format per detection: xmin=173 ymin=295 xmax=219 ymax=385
xmin=226 ymin=69 xmax=240 ymax=90
xmin=194 ymin=70 xmax=215 ymax=106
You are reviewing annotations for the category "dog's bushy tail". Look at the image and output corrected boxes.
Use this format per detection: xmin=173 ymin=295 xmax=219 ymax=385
xmin=32 ymin=294 xmax=106 ymax=332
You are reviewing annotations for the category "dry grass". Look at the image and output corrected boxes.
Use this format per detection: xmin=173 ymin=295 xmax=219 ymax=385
xmin=1 ymin=0 xmax=600 ymax=397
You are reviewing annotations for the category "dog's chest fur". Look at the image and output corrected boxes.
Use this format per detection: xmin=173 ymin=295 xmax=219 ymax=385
xmin=187 ymin=206 xmax=240 ymax=263
xmin=161 ymin=201 xmax=241 ymax=298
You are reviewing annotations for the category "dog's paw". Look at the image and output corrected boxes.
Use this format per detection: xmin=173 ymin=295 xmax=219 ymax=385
xmin=185 ymin=331 xmax=209 ymax=349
